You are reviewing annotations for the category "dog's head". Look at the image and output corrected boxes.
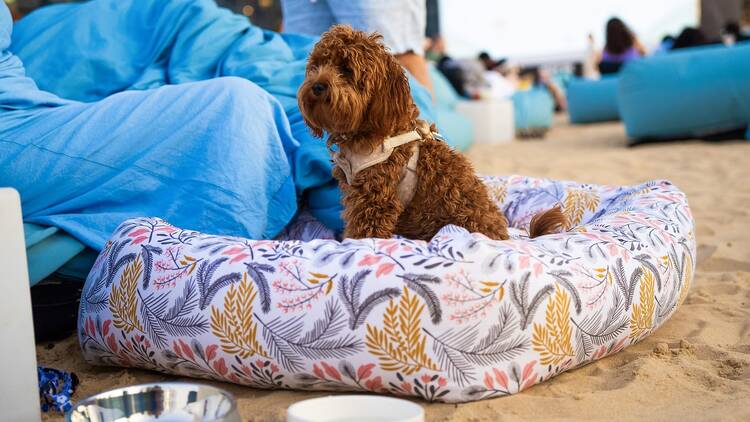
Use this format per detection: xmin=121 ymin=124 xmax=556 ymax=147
xmin=298 ymin=25 xmax=418 ymax=143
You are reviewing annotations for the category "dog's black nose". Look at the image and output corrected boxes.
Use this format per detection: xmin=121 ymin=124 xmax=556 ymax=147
xmin=312 ymin=82 xmax=327 ymax=96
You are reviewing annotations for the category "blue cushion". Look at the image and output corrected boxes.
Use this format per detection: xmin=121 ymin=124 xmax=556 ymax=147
xmin=618 ymin=43 xmax=750 ymax=142
xmin=429 ymin=63 xmax=460 ymax=108
xmin=24 ymin=223 xmax=86 ymax=285
xmin=513 ymin=88 xmax=554 ymax=130
xmin=567 ymin=77 xmax=620 ymax=123
xmin=436 ymin=107 xmax=474 ymax=151
xmin=428 ymin=63 xmax=474 ymax=150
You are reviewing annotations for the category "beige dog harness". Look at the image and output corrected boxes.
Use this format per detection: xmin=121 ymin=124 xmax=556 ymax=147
xmin=332 ymin=122 xmax=434 ymax=206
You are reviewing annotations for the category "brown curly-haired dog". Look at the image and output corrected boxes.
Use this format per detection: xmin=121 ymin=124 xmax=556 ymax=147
xmin=299 ymin=25 xmax=564 ymax=240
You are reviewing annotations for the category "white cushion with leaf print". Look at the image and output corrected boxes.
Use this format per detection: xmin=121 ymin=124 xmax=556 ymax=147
xmin=79 ymin=176 xmax=695 ymax=402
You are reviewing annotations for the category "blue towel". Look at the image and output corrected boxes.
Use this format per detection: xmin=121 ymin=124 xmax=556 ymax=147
xmin=5 ymin=0 xmax=435 ymax=243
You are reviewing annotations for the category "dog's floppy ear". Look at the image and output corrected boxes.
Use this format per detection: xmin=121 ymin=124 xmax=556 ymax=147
xmin=298 ymin=79 xmax=325 ymax=138
xmin=304 ymin=116 xmax=324 ymax=138
xmin=364 ymin=49 xmax=415 ymax=136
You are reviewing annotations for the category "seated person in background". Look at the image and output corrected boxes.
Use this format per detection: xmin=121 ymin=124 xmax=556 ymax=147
xmin=478 ymin=51 xmax=499 ymax=71
xmin=455 ymin=58 xmax=487 ymax=99
xmin=425 ymin=38 xmax=503 ymax=100
xmin=597 ymin=17 xmax=646 ymax=75
xmin=281 ymin=0 xmax=433 ymax=95
xmin=722 ymin=22 xmax=749 ymax=45
xmin=426 ymin=43 xmax=486 ymax=100
xmin=473 ymin=52 xmax=516 ymax=100
xmin=516 ymin=67 xmax=567 ymax=112
xmin=426 ymin=35 xmax=468 ymax=97
xmin=671 ymin=27 xmax=708 ymax=50
xmin=654 ymin=35 xmax=676 ymax=54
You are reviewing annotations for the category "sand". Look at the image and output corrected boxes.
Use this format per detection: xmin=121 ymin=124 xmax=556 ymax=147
xmin=38 ymin=119 xmax=750 ymax=421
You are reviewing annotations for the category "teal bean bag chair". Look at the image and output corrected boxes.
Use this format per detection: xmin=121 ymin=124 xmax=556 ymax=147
xmin=567 ymin=77 xmax=620 ymax=123
xmin=435 ymin=108 xmax=474 ymax=151
xmin=24 ymin=224 xmax=94 ymax=285
xmin=618 ymin=43 xmax=750 ymax=142
xmin=430 ymin=64 xmax=474 ymax=151
xmin=513 ymin=88 xmax=554 ymax=131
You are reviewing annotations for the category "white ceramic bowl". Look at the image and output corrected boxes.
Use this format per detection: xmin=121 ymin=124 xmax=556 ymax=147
xmin=287 ymin=395 xmax=424 ymax=422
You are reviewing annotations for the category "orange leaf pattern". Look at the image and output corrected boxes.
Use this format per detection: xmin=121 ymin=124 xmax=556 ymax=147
xmin=210 ymin=273 xmax=268 ymax=359
xmin=109 ymin=257 xmax=144 ymax=334
xmin=365 ymin=287 xmax=439 ymax=375
xmin=532 ymin=288 xmax=574 ymax=366
xmin=629 ymin=268 xmax=656 ymax=341
xmin=562 ymin=187 xmax=600 ymax=229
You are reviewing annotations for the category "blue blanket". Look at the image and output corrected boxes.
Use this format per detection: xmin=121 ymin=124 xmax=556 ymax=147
xmin=0 ymin=0 xmax=435 ymax=251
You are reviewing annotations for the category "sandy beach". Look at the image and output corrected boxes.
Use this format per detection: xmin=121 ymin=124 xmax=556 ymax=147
xmin=38 ymin=118 xmax=750 ymax=421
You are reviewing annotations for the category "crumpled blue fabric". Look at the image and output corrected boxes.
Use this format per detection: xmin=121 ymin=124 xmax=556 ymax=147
xmin=7 ymin=0 xmax=435 ymax=236
xmin=37 ymin=366 xmax=78 ymax=413
xmin=0 ymin=1 xmax=296 ymax=248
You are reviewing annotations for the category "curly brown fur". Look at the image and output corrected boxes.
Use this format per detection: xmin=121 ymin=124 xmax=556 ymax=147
xmin=299 ymin=25 xmax=515 ymax=241
xmin=528 ymin=206 xmax=566 ymax=238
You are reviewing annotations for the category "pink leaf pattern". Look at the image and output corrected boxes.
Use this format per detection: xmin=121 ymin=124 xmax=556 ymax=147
xmin=493 ymin=368 xmax=509 ymax=390
xmin=358 ymin=363 xmax=375 ymax=380
xmin=358 ymin=254 xmax=382 ymax=266
xmin=375 ymin=263 xmax=395 ymax=278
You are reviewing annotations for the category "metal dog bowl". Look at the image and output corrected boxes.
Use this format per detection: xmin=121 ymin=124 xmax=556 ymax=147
xmin=67 ymin=382 xmax=240 ymax=422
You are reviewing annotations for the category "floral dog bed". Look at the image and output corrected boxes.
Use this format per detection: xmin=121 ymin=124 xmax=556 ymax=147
xmin=78 ymin=176 xmax=695 ymax=402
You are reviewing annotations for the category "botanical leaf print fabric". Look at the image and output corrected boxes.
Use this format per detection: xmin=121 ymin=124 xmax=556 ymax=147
xmin=78 ymin=176 xmax=695 ymax=403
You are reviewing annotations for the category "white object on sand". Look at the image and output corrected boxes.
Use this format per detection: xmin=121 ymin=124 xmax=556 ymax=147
xmin=287 ymin=395 xmax=424 ymax=422
xmin=455 ymin=99 xmax=515 ymax=144
xmin=0 ymin=188 xmax=41 ymax=421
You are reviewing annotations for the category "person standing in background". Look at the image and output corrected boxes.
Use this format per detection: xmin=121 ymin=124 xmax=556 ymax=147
xmin=582 ymin=33 xmax=599 ymax=79
xmin=281 ymin=0 xmax=433 ymax=95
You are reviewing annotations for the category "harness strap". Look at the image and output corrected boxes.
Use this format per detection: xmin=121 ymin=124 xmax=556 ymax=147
xmin=333 ymin=122 xmax=437 ymax=206
xmin=332 ymin=129 xmax=422 ymax=185
xmin=397 ymin=144 xmax=420 ymax=206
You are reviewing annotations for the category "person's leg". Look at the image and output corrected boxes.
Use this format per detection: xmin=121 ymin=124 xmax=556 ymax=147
xmin=395 ymin=53 xmax=433 ymax=95
xmin=0 ymin=77 xmax=298 ymax=248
